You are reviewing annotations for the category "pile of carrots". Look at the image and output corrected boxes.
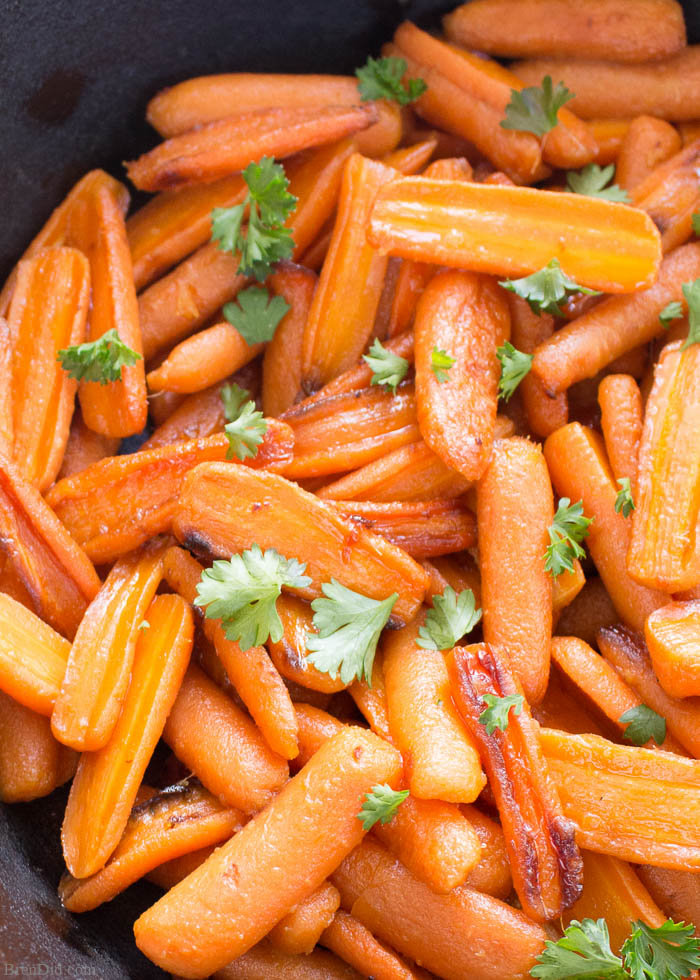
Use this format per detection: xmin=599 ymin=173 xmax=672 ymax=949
xmin=3 ymin=0 xmax=700 ymax=977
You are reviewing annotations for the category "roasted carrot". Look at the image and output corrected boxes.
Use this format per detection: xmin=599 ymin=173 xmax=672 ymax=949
xmin=616 ymin=115 xmax=682 ymax=192
xmin=507 ymin=295 xmax=567 ymax=438
xmin=142 ymin=384 xmax=228 ymax=449
xmin=147 ymin=845 xmax=217 ymax=891
xmin=645 ymin=600 xmax=700 ymax=698
xmin=268 ymin=881 xmax=341 ymax=955
xmin=532 ymin=661 xmax=608 ymax=737
xmin=383 ymin=140 xmax=437 ymax=175
xmin=369 ymin=178 xmax=661 ymax=293
xmin=0 ymin=453 xmax=100 ymax=639
xmin=460 ymin=805 xmax=513 ymax=899
xmin=261 ymin=263 xmax=316 ymax=416
xmin=321 ymin=910 xmax=428 ymax=980
xmin=134 ymin=727 xmax=402 ymax=977
xmin=267 ymin=595 xmax=346 ymax=695
xmin=552 ymin=561 xmax=586 ymax=618
xmin=0 ymin=690 xmax=76 ymax=803
xmin=57 ymin=410 xmax=120 ymax=479
xmin=423 ymin=552 xmax=482 ymax=607
xmin=285 ymin=140 xmax=356 ymax=260
xmin=477 ymin=436 xmax=553 ymax=704
xmin=540 ymin=726 xmax=700 ymax=868
xmin=0 ymin=593 xmax=71 ymax=716
xmin=348 ymin=655 xmax=393 ymax=744
xmin=127 ymin=105 xmax=377 ymax=192
xmin=636 ymin=866 xmax=700 ymax=937
xmin=293 ymin=703 xmax=349 ymax=769
xmin=0 ymin=318 xmax=11 ymax=454
xmin=632 ymin=139 xmax=700 ymax=253
xmin=173 ymin=464 xmax=428 ymax=624
xmin=214 ymin=940 xmax=362 ymax=980
xmin=146 ymin=322 xmax=264 ymax=393
xmin=60 ymin=781 xmax=245 ymax=913
xmin=555 ymin=576 xmax=619 ymax=649
xmin=598 ymin=374 xmax=643 ymax=490
xmin=589 ymin=118 xmax=632 ymax=165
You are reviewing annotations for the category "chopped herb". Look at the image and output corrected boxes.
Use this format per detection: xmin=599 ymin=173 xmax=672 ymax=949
xmin=416 ymin=587 xmax=482 ymax=651
xmin=363 ymin=338 xmax=409 ymax=394
xmin=222 ymin=287 xmax=290 ymax=345
xmin=431 ymin=346 xmax=455 ymax=382
xmin=619 ymin=705 xmax=666 ymax=746
xmin=659 ymin=301 xmax=683 ymax=330
xmin=479 ymin=693 xmax=524 ymax=735
xmin=544 ymin=497 xmax=592 ymax=576
xmin=357 ymin=784 xmax=409 ymax=830
xmin=614 ymin=477 xmax=635 ymax=518
xmin=566 ymin=164 xmax=630 ymax=203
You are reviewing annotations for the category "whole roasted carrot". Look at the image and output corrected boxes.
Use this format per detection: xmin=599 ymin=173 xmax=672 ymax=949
xmin=0 ymin=594 xmax=71 ymax=716
xmin=321 ymin=910 xmax=428 ymax=980
xmin=262 ymin=263 xmax=317 ymax=416
xmin=127 ymin=105 xmax=378 ymax=192
xmin=369 ymin=177 xmax=661 ymax=293
xmin=8 ymin=248 xmax=89 ymax=490
xmin=414 ymin=270 xmax=506 ymax=483
xmin=214 ymin=941 xmax=361 ymax=980
xmin=477 ymin=437 xmax=553 ymax=704
xmin=268 ymin=881 xmax=340 ymax=955
xmin=616 ymin=116 xmax=682 ymax=192
xmin=0 ymin=453 xmax=100 ymax=638
xmin=632 ymin=139 xmax=700 ymax=253
xmin=0 ymin=690 xmax=76 ymax=803
xmin=61 ymin=595 xmax=194 ymax=878
xmin=146 ymin=322 xmax=264 ymax=393
xmin=598 ymin=374 xmax=643 ymax=492
xmin=173 ymin=463 xmax=428 ymax=624
xmin=507 ymin=295 xmax=567 ymax=438
xmin=133 ymin=727 xmax=402 ymax=977
xmin=51 ymin=541 xmax=165 ymax=751
xmin=57 ymin=410 xmax=120 ymax=479
xmin=645 ymin=600 xmax=700 ymax=699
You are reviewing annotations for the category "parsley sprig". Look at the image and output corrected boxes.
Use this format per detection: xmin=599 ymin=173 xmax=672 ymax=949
xmin=659 ymin=301 xmax=683 ymax=330
xmin=544 ymin=498 xmax=592 ymax=576
xmin=223 ymin=287 xmax=290 ymax=345
xmin=220 ymin=382 xmax=252 ymax=422
xmin=224 ymin=400 xmax=267 ymax=462
xmin=363 ymin=338 xmax=409 ymax=394
xmin=500 ymin=258 xmax=600 ymax=317
xmin=497 ymin=341 xmax=533 ymax=401
xmin=431 ymin=346 xmax=455 ymax=382
xmin=619 ymin=705 xmax=666 ymax=746
xmin=680 ymin=278 xmax=700 ymax=350
xmin=479 ymin=693 xmax=524 ymax=735
xmin=58 ymin=328 xmax=142 ymax=385
xmin=566 ymin=164 xmax=630 ymax=203
xmin=501 ymin=75 xmax=574 ymax=139
xmin=356 ymin=56 xmax=426 ymax=106
xmin=615 ymin=478 xmax=635 ymax=519
xmin=417 ymin=587 xmax=482 ymax=651
xmin=357 ymin=784 xmax=409 ymax=830
xmin=211 ymin=156 xmax=296 ymax=280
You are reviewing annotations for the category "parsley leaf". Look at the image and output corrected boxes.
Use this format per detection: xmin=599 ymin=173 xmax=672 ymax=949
xmin=501 ymin=75 xmax=574 ymax=139
xmin=137 ymin=620 xmax=150 ymax=631
xmin=619 ymin=705 xmax=666 ymax=746
xmin=223 ymin=287 xmax=290 ymax=345
xmin=680 ymin=278 xmax=700 ymax=351
xmin=499 ymin=258 xmax=600 ymax=317
xmin=544 ymin=497 xmax=592 ymax=577
xmin=357 ymin=784 xmax=409 ymax=830
xmin=194 ymin=545 xmax=311 ymax=651
xmin=224 ymin=400 xmax=267 ymax=461
xmin=363 ymin=338 xmax=409 ymax=394
xmin=479 ymin=693 xmax=524 ymax=735
xmin=497 ymin=341 xmax=533 ymax=401
xmin=692 ymin=213 xmax=700 ymax=236
xmin=531 ymin=918 xmax=627 ymax=980
xmin=355 ymin=56 xmax=426 ymax=106
xmin=659 ymin=301 xmax=683 ymax=330
xmin=622 ymin=919 xmax=700 ymax=980
xmin=220 ymin=382 xmax=252 ymax=423
xmin=57 ymin=328 xmax=142 ymax=385
xmin=416 ymin=587 xmax=482 ymax=651
xmin=211 ymin=156 xmax=296 ymax=280
xmin=304 ymin=580 xmax=397 ymax=685
xmin=566 ymin=164 xmax=630 ymax=203
xmin=431 ymin=346 xmax=455 ymax=383
xmin=615 ymin=477 xmax=635 ymax=518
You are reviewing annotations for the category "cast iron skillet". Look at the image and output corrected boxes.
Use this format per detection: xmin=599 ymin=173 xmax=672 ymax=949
xmin=1 ymin=2 xmax=699 ymax=976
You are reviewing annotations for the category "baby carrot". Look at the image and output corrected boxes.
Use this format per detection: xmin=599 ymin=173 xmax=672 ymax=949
xmin=507 ymin=295 xmax=567 ymax=438
xmin=636 ymin=866 xmax=700 ymax=937
xmin=460 ymin=804 xmax=513 ymax=899
xmin=0 ymin=691 xmax=76 ymax=803
xmin=330 ymin=500 xmax=476 ymax=560
xmin=589 ymin=118 xmax=632 ymax=165
xmin=286 ymin=139 xmax=355 ymax=260
xmin=348 ymin=655 xmax=393 ymax=743
xmin=142 ymin=384 xmax=227 ymax=449
xmin=268 ymin=595 xmax=346 ymax=695
xmin=268 ymin=881 xmax=341 ymax=955
xmin=57 ymin=411 xmax=120 ymax=479
xmin=146 ymin=322 xmax=263 ymax=394
xmin=383 ymin=139 xmax=437 ymax=175
xmin=321 ymin=910 xmax=428 ymax=980
xmin=0 ymin=594 xmax=71 ymax=716
xmin=598 ymin=374 xmax=643 ymax=491
xmin=616 ymin=116 xmax=682 ymax=193
xmin=645 ymin=600 xmax=700 ymax=698
xmin=261 ymin=263 xmax=316 ymax=417
xmin=214 ymin=941 xmax=361 ymax=980
xmin=632 ymin=139 xmax=700 ymax=253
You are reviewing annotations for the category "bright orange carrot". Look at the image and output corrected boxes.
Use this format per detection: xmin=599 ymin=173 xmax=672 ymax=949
xmin=460 ymin=805 xmax=513 ymax=899
xmin=8 ymin=248 xmax=89 ymax=490
xmin=261 ymin=263 xmax=316 ymax=416
xmin=173 ymin=464 xmax=429 ymax=624
xmin=127 ymin=105 xmax=377 ymax=192
xmin=532 ymin=661 xmax=608 ymax=737
xmin=301 ymin=154 xmax=396 ymax=391
xmin=61 ymin=595 xmax=194 ymax=878
xmin=645 ymin=600 xmax=700 ymax=698
xmin=544 ymin=423 xmax=667 ymax=631
xmin=589 ymin=118 xmax=632 ymax=165
xmin=147 ymin=845 xmax=217 ymax=891
xmin=552 ymin=561 xmax=586 ymax=618
xmin=348 ymin=654 xmax=393 ymax=743
xmin=0 ymin=593 xmax=71 ymax=716
xmin=267 ymin=595 xmax=346 ymax=695
xmin=214 ymin=940 xmax=361 ymax=980
xmin=296 ymin=332 xmax=415 ymax=406
xmin=0 ymin=453 xmax=100 ymax=638
xmin=636 ymin=866 xmax=700 ymax=937
xmin=0 ymin=690 xmax=76 ymax=803
xmin=477 ymin=436 xmax=554 ymax=704
xmin=142 ymin=384 xmax=227 ymax=449
xmin=369 ymin=177 xmax=661 ymax=293
xmin=321 ymin=910 xmax=428 ymax=980
xmin=51 ymin=541 xmax=165 ymax=751
xmin=286 ymin=139 xmax=356 ymax=260
xmin=383 ymin=615 xmax=485 ymax=803
xmin=507 ymin=294 xmax=567 ymax=438
xmin=57 ymin=410 xmax=120 ymax=479
xmin=268 ymin=882 xmax=341 ymax=955
xmin=598 ymin=374 xmax=643 ymax=491
xmin=0 ymin=318 xmax=11 ymax=454
xmin=383 ymin=140 xmax=436 ymax=175
xmin=616 ymin=115 xmax=682 ymax=192
xmin=146 ymin=322 xmax=263 ymax=394
xmin=554 ymin=576 xmax=618 ymax=649
xmin=632 ymin=139 xmax=700 ymax=253
xmin=134 ymin=727 xmax=402 ymax=978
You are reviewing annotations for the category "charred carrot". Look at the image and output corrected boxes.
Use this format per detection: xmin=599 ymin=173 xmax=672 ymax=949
xmin=146 ymin=322 xmax=263 ymax=394
xmin=632 ymin=139 xmax=700 ymax=252
xmin=0 ymin=594 xmax=70 ymax=716
xmin=321 ymin=910 xmax=427 ymax=980
xmin=268 ymin=882 xmax=341 ymax=955
xmin=598 ymin=374 xmax=643 ymax=490
xmin=214 ymin=940 xmax=361 ymax=980
xmin=134 ymin=727 xmax=401 ymax=977
xmin=261 ymin=263 xmax=316 ymax=417
xmin=57 ymin=411 xmax=120 ymax=479
xmin=369 ymin=177 xmax=661 ymax=293
xmin=0 ymin=691 xmax=76 ymax=803
xmin=461 ymin=804 xmax=513 ymax=899
xmin=507 ymin=294 xmax=567 ymax=438
xmin=645 ymin=600 xmax=700 ymax=698
xmin=616 ymin=115 xmax=682 ymax=192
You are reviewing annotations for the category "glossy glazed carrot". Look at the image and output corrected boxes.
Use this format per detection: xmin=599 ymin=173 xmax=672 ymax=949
xmin=477 ymin=437 xmax=553 ymax=704
xmin=134 ymin=727 xmax=402 ymax=978
xmin=544 ymin=423 xmax=667 ymax=630
xmin=146 ymin=322 xmax=263 ymax=394
xmin=0 ymin=453 xmax=100 ymax=638
xmin=173 ymin=464 xmax=429 ymax=624
xmin=0 ymin=690 xmax=76 ymax=803
xmin=268 ymin=882 xmax=341 ymax=955
xmin=57 ymin=411 xmax=120 ymax=479
xmin=301 ymin=154 xmax=395 ymax=391
xmin=8 ymin=248 xmax=89 ymax=490
xmin=598 ymin=374 xmax=643 ymax=490
xmin=460 ymin=805 xmax=513 ymax=899
xmin=61 ymin=595 xmax=194 ymax=878
xmin=616 ymin=116 xmax=682 ymax=192
xmin=348 ymin=655 xmax=393 ymax=743
xmin=507 ymin=295 xmax=567 ymax=438
xmin=261 ymin=263 xmax=316 ymax=416
xmin=414 ymin=270 xmax=506 ymax=483
xmin=552 ymin=561 xmax=586 ymax=618
xmin=0 ymin=319 xmax=11 ymax=454
xmin=631 ymin=139 xmax=700 ymax=253
xmin=285 ymin=139 xmax=356 ymax=260
xmin=60 ymin=781 xmax=245 ymax=913
xmin=589 ymin=118 xmax=632 ymax=165
xmin=0 ymin=594 xmax=70 ymax=716
xmin=383 ymin=140 xmax=437 ymax=175
xmin=214 ymin=941 xmax=362 ymax=980
xmin=636 ymin=866 xmax=700 ymax=937
xmin=321 ymin=910 xmax=428 ymax=980
xmin=142 ymin=384 xmax=227 ymax=449
xmin=383 ymin=615 xmax=485 ymax=803
xmin=267 ymin=595 xmax=346 ymax=695
xmin=645 ymin=600 xmax=700 ymax=698
xmin=369 ymin=178 xmax=661 ymax=293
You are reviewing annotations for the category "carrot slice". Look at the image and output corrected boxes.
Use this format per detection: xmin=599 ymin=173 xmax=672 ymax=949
xmin=261 ymin=263 xmax=317 ymax=417
xmin=268 ymin=882 xmax=341 ymax=955
xmin=0 ymin=593 xmax=71 ymax=716
xmin=61 ymin=594 xmax=194 ymax=878
xmin=51 ymin=541 xmax=165 ymax=751
xmin=507 ymin=295 xmax=567 ymax=438
xmin=134 ymin=727 xmax=401 ymax=978
xmin=0 ymin=690 xmax=76 ymax=803
xmin=616 ymin=115 xmax=682 ymax=193
xmin=632 ymin=139 xmax=700 ymax=253
xmin=8 ymin=248 xmax=89 ymax=490
xmin=321 ymin=909 xmax=428 ymax=980
xmin=57 ymin=410 xmax=120 ymax=479
xmin=330 ymin=500 xmax=476 ymax=560
xmin=645 ymin=600 xmax=700 ymax=698
xmin=598 ymin=374 xmax=643 ymax=490
xmin=173 ymin=463 xmax=428 ymax=624
xmin=0 ymin=453 xmax=100 ymax=638
xmin=448 ymin=643 xmax=583 ymax=920
xmin=127 ymin=104 xmax=378 ymax=192
xmin=369 ymin=177 xmax=661 ymax=293
xmin=60 ymin=780 xmax=245 ymax=913
xmin=214 ymin=940 xmax=361 ymax=980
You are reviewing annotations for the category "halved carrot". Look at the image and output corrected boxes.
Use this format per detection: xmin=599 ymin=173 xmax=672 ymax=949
xmin=51 ymin=541 xmax=165 ymax=751
xmin=134 ymin=727 xmax=402 ymax=978
xmin=46 ymin=424 xmax=293 ymax=564
xmin=598 ymin=374 xmax=643 ymax=490
xmin=173 ymin=464 xmax=428 ymax=624
xmin=60 ymin=781 xmax=245 ymax=913
xmin=266 ymin=595 xmax=346 ymax=695
xmin=645 ymin=600 xmax=700 ymax=698
xmin=533 ymin=244 xmax=700 ymax=393
xmin=142 ymin=383 xmax=227 ymax=449
xmin=460 ymin=805 xmax=513 ymax=899
xmin=8 ymin=248 xmax=89 ymax=490
xmin=57 ymin=410 xmax=120 ymax=479
xmin=507 ymin=294 xmax=567 ymax=438
xmin=540 ymin=726 xmax=700 ymax=868
xmin=301 ymin=153 xmax=396 ymax=391
xmin=163 ymin=546 xmax=299 ymax=760
xmin=632 ymin=139 xmax=700 ymax=253
xmin=262 ymin=263 xmax=317 ymax=417
xmin=0 ymin=690 xmax=76 ymax=803
xmin=61 ymin=594 xmax=194 ymax=878
xmin=477 ymin=436 xmax=553 ymax=704
xmin=321 ymin=910 xmax=428 ymax=980
xmin=589 ymin=118 xmax=632 ymax=165
xmin=286 ymin=139 xmax=356 ymax=260
xmin=146 ymin=322 xmax=264 ymax=394
xmin=0 ymin=593 xmax=71 ymax=716
xmin=414 ymin=270 xmax=506 ymax=483
xmin=369 ymin=177 xmax=661 ymax=293
xmin=616 ymin=115 xmax=682 ymax=193
xmin=544 ymin=423 xmax=668 ymax=631
xmin=127 ymin=105 xmax=378 ymax=192
xmin=636 ymin=866 xmax=700 ymax=937
xmin=214 ymin=940 xmax=361 ymax=980
xmin=268 ymin=881 xmax=341 ymax=955
xmin=449 ymin=643 xmax=583 ymax=920
xmin=0 ymin=453 xmax=100 ymax=638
